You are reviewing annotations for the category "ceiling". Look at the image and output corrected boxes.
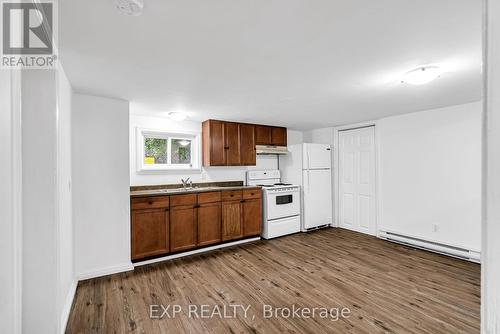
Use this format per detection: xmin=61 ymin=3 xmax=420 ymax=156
xmin=59 ymin=0 xmax=482 ymax=130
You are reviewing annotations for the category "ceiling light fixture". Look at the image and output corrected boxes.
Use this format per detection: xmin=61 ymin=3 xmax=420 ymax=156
xmin=168 ymin=112 xmax=188 ymax=121
xmin=178 ymin=140 xmax=191 ymax=147
xmin=401 ymin=66 xmax=443 ymax=85
xmin=115 ymin=0 xmax=144 ymax=16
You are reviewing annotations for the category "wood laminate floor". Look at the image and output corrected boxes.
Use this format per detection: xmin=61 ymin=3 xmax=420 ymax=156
xmin=66 ymin=228 xmax=480 ymax=334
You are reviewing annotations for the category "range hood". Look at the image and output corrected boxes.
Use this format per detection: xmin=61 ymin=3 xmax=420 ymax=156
xmin=255 ymin=145 xmax=288 ymax=155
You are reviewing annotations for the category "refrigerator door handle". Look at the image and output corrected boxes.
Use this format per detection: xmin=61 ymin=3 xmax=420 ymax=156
xmin=307 ymin=169 xmax=311 ymax=192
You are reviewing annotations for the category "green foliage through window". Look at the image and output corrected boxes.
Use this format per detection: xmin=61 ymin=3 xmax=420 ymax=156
xmin=143 ymin=134 xmax=192 ymax=166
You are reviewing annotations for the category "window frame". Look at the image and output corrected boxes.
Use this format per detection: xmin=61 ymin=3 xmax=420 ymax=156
xmin=136 ymin=128 xmax=201 ymax=172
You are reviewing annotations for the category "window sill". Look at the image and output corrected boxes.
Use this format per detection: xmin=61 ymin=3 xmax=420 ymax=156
xmin=137 ymin=166 xmax=202 ymax=174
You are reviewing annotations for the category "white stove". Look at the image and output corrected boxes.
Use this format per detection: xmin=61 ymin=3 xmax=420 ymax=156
xmin=246 ymin=170 xmax=301 ymax=239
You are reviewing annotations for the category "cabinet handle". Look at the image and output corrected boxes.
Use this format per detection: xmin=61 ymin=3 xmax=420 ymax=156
xmin=148 ymin=201 xmax=153 ymax=205
xmin=165 ymin=208 xmax=169 ymax=211
xmin=224 ymin=146 xmax=229 ymax=150
xmin=193 ymin=204 xmax=200 ymax=208
xmin=240 ymin=200 xmax=246 ymax=203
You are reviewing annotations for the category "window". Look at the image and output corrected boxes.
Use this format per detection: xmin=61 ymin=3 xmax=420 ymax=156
xmin=137 ymin=129 xmax=200 ymax=171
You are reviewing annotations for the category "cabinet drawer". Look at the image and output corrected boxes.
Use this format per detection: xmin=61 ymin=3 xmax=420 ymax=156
xmin=221 ymin=190 xmax=242 ymax=201
xmin=131 ymin=196 xmax=169 ymax=210
xmin=170 ymin=194 xmax=197 ymax=207
xmin=243 ymin=189 xmax=261 ymax=200
xmin=198 ymin=191 xmax=221 ymax=204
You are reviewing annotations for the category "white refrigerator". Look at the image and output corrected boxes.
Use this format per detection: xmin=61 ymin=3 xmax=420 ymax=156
xmin=279 ymin=143 xmax=333 ymax=231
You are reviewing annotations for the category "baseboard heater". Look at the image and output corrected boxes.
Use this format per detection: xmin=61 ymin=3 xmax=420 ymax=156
xmin=378 ymin=231 xmax=480 ymax=263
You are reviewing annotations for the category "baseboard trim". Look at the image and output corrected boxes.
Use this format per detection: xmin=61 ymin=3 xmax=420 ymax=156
xmin=133 ymin=237 xmax=261 ymax=267
xmin=77 ymin=262 xmax=134 ymax=281
xmin=60 ymin=280 xmax=78 ymax=334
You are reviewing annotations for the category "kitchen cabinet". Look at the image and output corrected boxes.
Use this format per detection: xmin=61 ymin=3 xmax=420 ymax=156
xmin=170 ymin=205 xmax=197 ymax=253
xmin=271 ymin=127 xmax=287 ymax=146
xmin=239 ymin=123 xmax=256 ymax=165
xmin=202 ymin=119 xmax=286 ymax=167
xmin=242 ymin=199 xmax=261 ymax=236
xmin=255 ymin=125 xmax=271 ymax=145
xmin=222 ymin=200 xmax=243 ymax=241
xmin=221 ymin=189 xmax=262 ymax=241
xmin=224 ymin=122 xmax=240 ymax=165
xmin=202 ymin=120 xmax=225 ymax=166
xmin=197 ymin=192 xmax=222 ymax=246
xmin=170 ymin=194 xmax=197 ymax=252
xmin=255 ymin=125 xmax=287 ymax=146
xmin=130 ymin=188 xmax=262 ymax=261
xmin=242 ymin=189 xmax=262 ymax=236
xmin=131 ymin=197 xmax=170 ymax=260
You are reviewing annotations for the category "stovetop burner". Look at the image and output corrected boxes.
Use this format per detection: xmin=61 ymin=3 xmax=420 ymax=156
xmin=255 ymin=183 xmax=294 ymax=188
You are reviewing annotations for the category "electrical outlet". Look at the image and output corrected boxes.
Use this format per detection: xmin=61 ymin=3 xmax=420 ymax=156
xmin=432 ymin=224 xmax=439 ymax=232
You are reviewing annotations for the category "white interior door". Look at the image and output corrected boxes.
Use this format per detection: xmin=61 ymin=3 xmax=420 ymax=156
xmin=338 ymin=126 xmax=376 ymax=235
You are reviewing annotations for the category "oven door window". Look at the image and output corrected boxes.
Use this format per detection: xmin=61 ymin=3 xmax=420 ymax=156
xmin=276 ymin=194 xmax=293 ymax=205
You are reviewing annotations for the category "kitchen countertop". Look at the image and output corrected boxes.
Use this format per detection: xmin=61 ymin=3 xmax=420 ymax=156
xmin=130 ymin=182 xmax=261 ymax=198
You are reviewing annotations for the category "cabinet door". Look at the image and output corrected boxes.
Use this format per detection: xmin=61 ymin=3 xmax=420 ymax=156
xmin=239 ymin=123 xmax=256 ymax=166
xmin=131 ymin=208 xmax=169 ymax=260
xmin=170 ymin=205 xmax=197 ymax=252
xmin=271 ymin=127 xmax=287 ymax=146
xmin=205 ymin=120 xmax=225 ymax=166
xmin=255 ymin=125 xmax=271 ymax=145
xmin=242 ymin=199 xmax=262 ymax=237
xmin=222 ymin=201 xmax=243 ymax=241
xmin=224 ymin=122 xmax=240 ymax=165
xmin=197 ymin=202 xmax=222 ymax=247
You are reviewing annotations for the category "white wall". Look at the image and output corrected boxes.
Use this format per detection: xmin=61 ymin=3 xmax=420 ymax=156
xmin=378 ymin=102 xmax=482 ymax=252
xmin=1 ymin=66 xmax=75 ymax=334
xmin=303 ymin=127 xmax=334 ymax=144
xmin=130 ymin=113 xmax=303 ymax=186
xmin=73 ymin=93 xmax=133 ymax=279
xmin=0 ymin=70 xmax=20 ymax=334
xmin=21 ymin=70 xmax=59 ymax=334
xmin=56 ymin=66 xmax=76 ymax=332
xmin=483 ymin=0 xmax=500 ymax=331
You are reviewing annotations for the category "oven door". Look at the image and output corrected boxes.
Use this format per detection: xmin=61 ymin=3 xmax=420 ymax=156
xmin=266 ymin=188 xmax=300 ymax=221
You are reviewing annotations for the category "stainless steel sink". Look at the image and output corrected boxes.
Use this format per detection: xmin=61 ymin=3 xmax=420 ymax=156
xmin=158 ymin=187 xmax=199 ymax=193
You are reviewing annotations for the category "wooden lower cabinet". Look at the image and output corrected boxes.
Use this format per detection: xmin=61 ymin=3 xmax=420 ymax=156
xmin=131 ymin=189 xmax=262 ymax=261
xmin=222 ymin=200 xmax=243 ymax=241
xmin=197 ymin=202 xmax=221 ymax=246
xmin=131 ymin=208 xmax=169 ymax=260
xmin=242 ymin=198 xmax=262 ymax=236
xmin=170 ymin=204 xmax=197 ymax=252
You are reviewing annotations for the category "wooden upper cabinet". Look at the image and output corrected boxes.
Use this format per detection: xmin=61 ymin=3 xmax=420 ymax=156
xmin=224 ymin=122 xmax=240 ymax=166
xmin=255 ymin=125 xmax=287 ymax=146
xmin=255 ymin=125 xmax=272 ymax=145
xmin=239 ymin=123 xmax=256 ymax=166
xmin=271 ymin=127 xmax=287 ymax=146
xmin=202 ymin=119 xmax=286 ymax=166
xmin=202 ymin=120 xmax=225 ymax=166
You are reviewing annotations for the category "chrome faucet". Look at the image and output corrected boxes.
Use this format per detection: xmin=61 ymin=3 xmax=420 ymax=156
xmin=181 ymin=177 xmax=192 ymax=189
